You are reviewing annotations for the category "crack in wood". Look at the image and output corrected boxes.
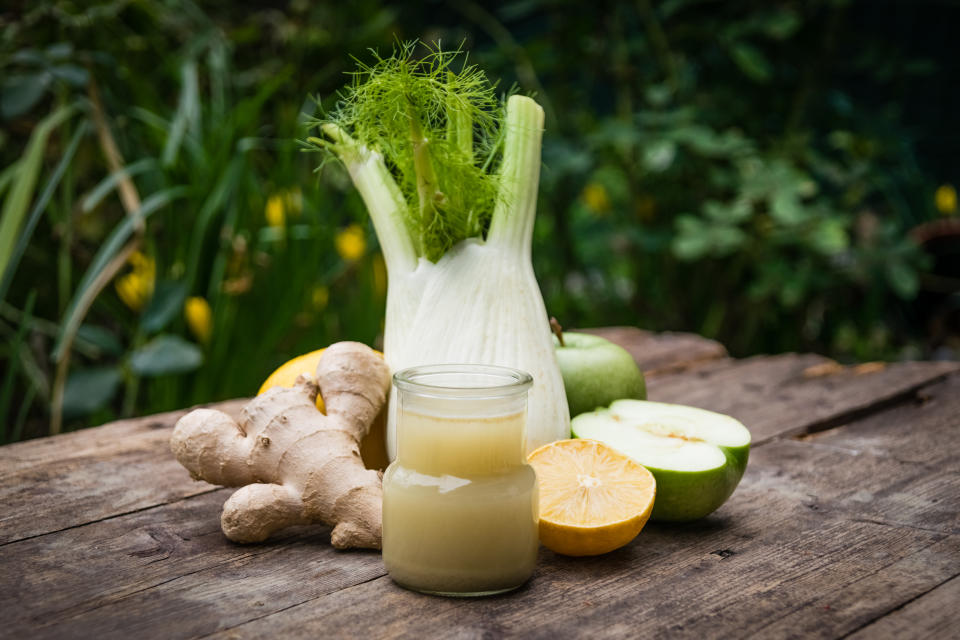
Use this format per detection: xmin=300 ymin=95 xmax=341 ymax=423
xmin=838 ymin=569 xmax=960 ymax=638
xmin=786 ymin=371 xmax=957 ymax=444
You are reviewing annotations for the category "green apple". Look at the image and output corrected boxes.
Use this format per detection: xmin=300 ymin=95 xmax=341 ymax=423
xmin=554 ymin=332 xmax=646 ymax=419
xmin=571 ymin=400 xmax=750 ymax=522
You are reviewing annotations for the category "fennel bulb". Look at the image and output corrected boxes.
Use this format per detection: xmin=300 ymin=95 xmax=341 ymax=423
xmin=311 ymin=44 xmax=569 ymax=458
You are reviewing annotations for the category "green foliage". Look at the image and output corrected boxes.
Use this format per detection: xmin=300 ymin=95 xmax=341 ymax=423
xmin=0 ymin=0 xmax=394 ymax=440
xmin=511 ymin=0 xmax=941 ymax=359
xmin=0 ymin=0 xmax=950 ymax=441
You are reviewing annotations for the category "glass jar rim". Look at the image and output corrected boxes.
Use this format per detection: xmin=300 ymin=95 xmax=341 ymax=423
xmin=393 ymin=363 xmax=533 ymax=399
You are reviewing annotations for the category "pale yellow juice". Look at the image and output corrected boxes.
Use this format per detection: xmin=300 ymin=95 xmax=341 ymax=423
xmin=382 ymin=407 xmax=539 ymax=595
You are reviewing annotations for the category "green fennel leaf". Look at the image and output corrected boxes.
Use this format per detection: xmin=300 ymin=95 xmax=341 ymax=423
xmin=311 ymin=41 xmax=505 ymax=262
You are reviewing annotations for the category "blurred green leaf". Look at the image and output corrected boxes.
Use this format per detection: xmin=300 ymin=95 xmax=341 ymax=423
xmin=673 ymin=213 xmax=747 ymax=261
xmin=50 ymin=65 xmax=89 ymax=87
xmin=672 ymin=125 xmax=751 ymax=158
xmin=130 ymin=335 xmax=203 ymax=377
xmin=62 ymin=366 xmax=122 ymax=419
xmin=11 ymin=49 xmax=46 ymax=66
xmin=780 ymin=277 xmax=805 ymax=308
xmin=45 ymin=43 xmax=73 ymax=59
xmin=542 ymin=140 xmax=592 ymax=181
xmin=141 ymin=280 xmax=188 ymax=333
xmin=0 ymin=73 xmax=51 ymax=119
xmin=729 ymin=42 xmax=772 ymax=82
xmin=672 ymin=215 xmax=706 ymax=260
xmin=769 ymin=190 xmax=808 ymax=225
xmin=76 ymin=324 xmax=124 ymax=357
xmin=642 ymin=139 xmax=677 ymax=172
xmin=703 ymin=199 xmax=752 ymax=224
xmin=885 ymin=261 xmax=919 ymax=299
xmin=809 ymin=219 xmax=849 ymax=255
xmin=761 ymin=10 xmax=801 ymax=40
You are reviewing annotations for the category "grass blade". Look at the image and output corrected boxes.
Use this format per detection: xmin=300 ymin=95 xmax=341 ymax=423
xmin=81 ymin=157 xmax=157 ymax=213
xmin=0 ymin=161 xmax=20 ymax=198
xmin=0 ymin=104 xmax=75 ymax=285
xmin=0 ymin=121 xmax=89 ymax=306
xmin=163 ymin=59 xmax=200 ymax=167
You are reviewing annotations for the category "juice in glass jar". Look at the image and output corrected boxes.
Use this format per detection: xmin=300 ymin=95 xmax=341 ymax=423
xmin=383 ymin=365 xmax=539 ymax=596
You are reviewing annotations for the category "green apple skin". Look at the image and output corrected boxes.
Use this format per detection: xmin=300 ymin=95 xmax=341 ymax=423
xmin=554 ymin=332 xmax=646 ymax=419
xmin=642 ymin=443 xmax=749 ymax=522
xmin=571 ymin=401 xmax=750 ymax=522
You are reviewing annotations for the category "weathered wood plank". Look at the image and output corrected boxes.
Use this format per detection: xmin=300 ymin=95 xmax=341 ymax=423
xmin=798 ymin=374 xmax=960 ymax=470
xmin=846 ymin=574 xmax=960 ymax=640
xmin=747 ymin=440 xmax=959 ymax=536
xmin=0 ymin=400 xmax=247 ymax=545
xmin=0 ymin=490 xmax=385 ymax=639
xmin=647 ymin=354 xmax=960 ymax=444
xmin=756 ymin=538 xmax=960 ymax=639
xmin=1 ymin=339 xmax=956 ymax=639
xmin=744 ymin=374 xmax=960 ymax=536
xmin=0 ymin=400 xmax=246 ymax=473
xmin=205 ymin=513 xmax=953 ymax=639
xmin=193 ymin=375 xmax=959 ymax=638
xmin=579 ymin=326 xmax=728 ymax=376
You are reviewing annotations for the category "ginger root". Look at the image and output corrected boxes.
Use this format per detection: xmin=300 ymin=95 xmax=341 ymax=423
xmin=170 ymin=341 xmax=390 ymax=549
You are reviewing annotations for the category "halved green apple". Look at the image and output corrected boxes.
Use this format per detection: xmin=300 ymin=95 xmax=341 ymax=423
xmin=571 ymin=399 xmax=750 ymax=522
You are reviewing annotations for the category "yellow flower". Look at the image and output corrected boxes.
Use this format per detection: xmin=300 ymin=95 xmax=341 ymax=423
xmin=335 ymin=224 xmax=366 ymax=262
xmin=311 ymin=285 xmax=329 ymax=310
xmin=265 ymin=189 xmax=303 ymax=228
xmin=265 ymin=194 xmax=285 ymax=228
xmin=184 ymin=296 xmax=212 ymax=344
xmin=114 ymin=251 xmax=155 ymax=311
xmin=582 ymin=182 xmax=611 ymax=215
xmin=935 ymin=184 xmax=957 ymax=215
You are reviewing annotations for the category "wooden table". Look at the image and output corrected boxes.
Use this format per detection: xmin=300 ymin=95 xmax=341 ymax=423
xmin=3 ymin=328 xmax=959 ymax=639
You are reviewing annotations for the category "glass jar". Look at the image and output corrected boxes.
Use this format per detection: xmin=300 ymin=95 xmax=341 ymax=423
xmin=382 ymin=364 xmax=539 ymax=597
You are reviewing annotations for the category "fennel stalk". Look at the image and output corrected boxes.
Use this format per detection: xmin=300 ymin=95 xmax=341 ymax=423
xmin=310 ymin=44 xmax=569 ymax=457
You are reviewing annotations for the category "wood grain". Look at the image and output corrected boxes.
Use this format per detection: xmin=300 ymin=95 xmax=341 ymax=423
xmin=0 ymin=490 xmax=385 ymax=639
xmin=2 ymin=332 xmax=958 ymax=639
xmin=846 ymin=574 xmax=960 ymax=639
xmin=0 ymin=400 xmax=246 ymax=545
xmin=199 ymin=381 xmax=960 ymax=639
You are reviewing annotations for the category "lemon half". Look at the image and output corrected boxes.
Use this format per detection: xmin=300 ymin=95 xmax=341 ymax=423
xmin=528 ymin=439 xmax=656 ymax=556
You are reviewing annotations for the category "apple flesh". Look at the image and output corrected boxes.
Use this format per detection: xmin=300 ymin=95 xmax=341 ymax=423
xmin=571 ymin=399 xmax=750 ymax=522
xmin=554 ymin=332 xmax=646 ymax=419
